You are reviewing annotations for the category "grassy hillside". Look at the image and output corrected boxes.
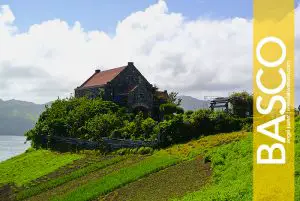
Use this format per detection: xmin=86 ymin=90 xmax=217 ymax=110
xmin=0 ymin=131 xmax=248 ymax=201
xmin=174 ymin=136 xmax=252 ymax=201
xmin=0 ymin=150 xmax=82 ymax=187
xmin=175 ymin=117 xmax=300 ymax=201
xmin=3 ymin=120 xmax=299 ymax=201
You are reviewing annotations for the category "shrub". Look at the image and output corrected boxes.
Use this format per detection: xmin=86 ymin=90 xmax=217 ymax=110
xmin=26 ymin=96 xmax=250 ymax=151
xmin=156 ymin=114 xmax=189 ymax=147
xmin=83 ymin=113 xmax=122 ymax=142
xmin=229 ymin=91 xmax=253 ymax=118
xmin=189 ymin=109 xmax=214 ymax=135
xmin=25 ymin=97 xmax=125 ymax=148
xmin=159 ymin=103 xmax=184 ymax=118
xmin=141 ymin=118 xmax=158 ymax=140
xmin=137 ymin=147 xmax=154 ymax=155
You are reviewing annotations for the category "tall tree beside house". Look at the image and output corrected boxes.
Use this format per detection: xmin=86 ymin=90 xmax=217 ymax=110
xmin=229 ymin=91 xmax=253 ymax=118
xmin=168 ymin=92 xmax=182 ymax=106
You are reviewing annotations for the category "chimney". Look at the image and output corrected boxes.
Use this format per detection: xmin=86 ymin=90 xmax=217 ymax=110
xmin=95 ymin=69 xmax=101 ymax=73
xmin=128 ymin=62 xmax=134 ymax=66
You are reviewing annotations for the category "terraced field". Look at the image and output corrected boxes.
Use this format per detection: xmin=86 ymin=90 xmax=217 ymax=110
xmin=0 ymin=131 xmax=249 ymax=201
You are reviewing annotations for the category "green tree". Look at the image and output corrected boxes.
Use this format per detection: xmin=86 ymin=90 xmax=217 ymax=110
xmin=141 ymin=117 xmax=157 ymax=140
xmin=229 ymin=91 xmax=253 ymax=118
xmin=159 ymin=103 xmax=184 ymax=120
xmin=168 ymin=92 xmax=182 ymax=106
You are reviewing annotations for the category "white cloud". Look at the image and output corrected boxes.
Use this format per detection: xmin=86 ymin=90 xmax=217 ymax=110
xmin=0 ymin=1 xmax=299 ymax=104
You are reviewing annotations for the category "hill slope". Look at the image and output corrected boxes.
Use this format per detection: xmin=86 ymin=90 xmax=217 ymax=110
xmin=179 ymin=95 xmax=210 ymax=111
xmin=0 ymin=99 xmax=46 ymax=136
xmin=0 ymin=131 xmax=249 ymax=201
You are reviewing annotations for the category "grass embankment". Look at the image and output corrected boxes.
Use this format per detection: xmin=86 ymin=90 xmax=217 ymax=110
xmin=174 ymin=136 xmax=252 ymax=201
xmin=17 ymin=156 xmax=126 ymax=200
xmin=175 ymin=118 xmax=300 ymax=201
xmin=0 ymin=150 xmax=82 ymax=187
xmin=166 ymin=131 xmax=248 ymax=159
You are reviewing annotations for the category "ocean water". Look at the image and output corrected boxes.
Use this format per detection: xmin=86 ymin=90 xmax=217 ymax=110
xmin=0 ymin=135 xmax=31 ymax=162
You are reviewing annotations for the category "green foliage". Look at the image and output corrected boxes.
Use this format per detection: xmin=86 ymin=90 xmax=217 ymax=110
xmin=160 ymin=103 xmax=184 ymax=116
xmin=141 ymin=118 xmax=158 ymax=140
xmin=137 ymin=147 xmax=154 ymax=155
xmin=114 ymin=147 xmax=154 ymax=155
xmin=110 ymin=113 xmax=158 ymax=141
xmin=168 ymin=91 xmax=182 ymax=106
xmin=155 ymin=114 xmax=187 ymax=147
xmin=190 ymin=109 xmax=245 ymax=134
xmin=26 ymin=97 xmax=155 ymax=148
xmin=229 ymin=91 xmax=253 ymax=118
xmin=156 ymin=109 xmax=248 ymax=147
xmin=26 ymin=96 xmax=250 ymax=151
xmin=83 ymin=113 xmax=122 ymax=142
xmin=0 ymin=150 xmax=82 ymax=186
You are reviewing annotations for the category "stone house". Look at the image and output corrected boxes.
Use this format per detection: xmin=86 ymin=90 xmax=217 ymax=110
xmin=75 ymin=62 xmax=168 ymax=118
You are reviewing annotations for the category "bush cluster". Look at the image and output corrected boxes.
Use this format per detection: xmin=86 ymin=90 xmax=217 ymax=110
xmin=156 ymin=110 xmax=250 ymax=147
xmin=114 ymin=147 xmax=154 ymax=155
xmin=25 ymin=97 xmax=158 ymax=148
xmin=26 ymin=97 xmax=251 ymax=149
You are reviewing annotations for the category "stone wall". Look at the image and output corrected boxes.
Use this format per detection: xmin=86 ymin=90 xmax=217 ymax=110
xmin=74 ymin=86 xmax=104 ymax=99
xmin=110 ymin=63 xmax=153 ymax=111
xmin=42 ymin=135 xmax=157 ymax=152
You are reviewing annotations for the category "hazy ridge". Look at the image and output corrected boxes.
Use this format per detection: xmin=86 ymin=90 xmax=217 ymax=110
xmin=0 ymin=99 xmax=45 ymax=136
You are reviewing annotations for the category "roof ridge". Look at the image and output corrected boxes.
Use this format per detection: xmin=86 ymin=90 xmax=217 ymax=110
xmin=99 ymin=66 xmax=126 ymax=73
xmin=78 ymin=65 xmax=127 ymax=89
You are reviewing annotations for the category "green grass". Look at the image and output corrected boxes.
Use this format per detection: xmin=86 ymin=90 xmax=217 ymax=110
xmin=0 ymin=131 xmax=261 ymax=201
xmin=175 ymin=121 xmax=300 ymax=201
xmin=51 ymin=151 xmax=180 ymax=201
xmin=174 ymin=136 xmax=252 ymax=201
xmin=100 ymin=132 xmax=249 ymax=201
xmin=102 ymin=157 xmax=211 ymax=201
xmin=166 ymin=131 xmax=249 ymax=159
xmin=16 ymin=155 xmax=126 ymax=200
xmin=0 ymin=149 xmax=83 ymax=186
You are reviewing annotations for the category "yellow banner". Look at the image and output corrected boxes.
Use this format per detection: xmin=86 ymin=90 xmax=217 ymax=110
xmin=253 ymin=0 xmax=294 ymax=200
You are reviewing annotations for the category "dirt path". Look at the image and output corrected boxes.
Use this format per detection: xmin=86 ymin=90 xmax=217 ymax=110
xmin=26 ymin=156 xmax=145 ymax=201
xmin=100 ymin=157 xmax=212 ymax=201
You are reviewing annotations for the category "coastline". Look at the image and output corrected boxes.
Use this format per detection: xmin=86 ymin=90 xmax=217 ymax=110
xmin=0 ymin=135 xmax=30 ymax=162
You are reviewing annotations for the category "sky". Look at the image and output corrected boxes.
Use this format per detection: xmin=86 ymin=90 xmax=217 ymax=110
xmin=0 ymin=0 xmax=299 ymax=105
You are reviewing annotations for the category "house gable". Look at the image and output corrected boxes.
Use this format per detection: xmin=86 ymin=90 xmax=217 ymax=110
xmin=110 ymin=62 xmax=152 ymax=93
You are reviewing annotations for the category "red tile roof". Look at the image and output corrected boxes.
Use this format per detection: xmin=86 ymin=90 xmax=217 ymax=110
xmin=80 ymin=66 xmax=126 ymax=88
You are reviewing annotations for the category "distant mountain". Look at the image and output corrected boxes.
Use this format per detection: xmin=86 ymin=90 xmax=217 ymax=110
xmin=179 ymin=95 xmax=210 ymax=111
xmin=0 ymin=99 xmax=47 ymax=136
